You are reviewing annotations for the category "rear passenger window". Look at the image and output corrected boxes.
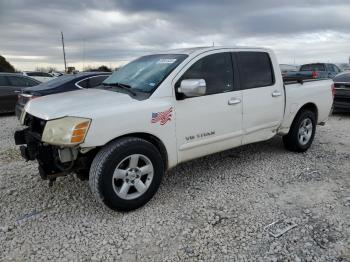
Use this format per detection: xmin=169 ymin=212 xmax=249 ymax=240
xmin=236 ymin=52 xmax=274 ymax=89
xmin=179 ymin=52 xmax=234 ymax=95
xmin=88 ymin=76 xmax=108 ymax=88
xmin=76 ymin=76 xmax=108 ymax=88
xmin=76 ymin=79 xmax=89 ymax=88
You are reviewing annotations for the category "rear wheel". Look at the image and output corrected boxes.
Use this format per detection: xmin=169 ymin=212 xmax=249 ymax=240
xmin=89 ymin=137 xmax=164 ymax=211
xmin=283 ymin=110 xmax=316 ymax=152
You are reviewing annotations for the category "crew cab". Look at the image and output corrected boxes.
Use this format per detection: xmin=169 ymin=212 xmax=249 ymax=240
xmin=14 ymin=47 xmax=333 ymax=211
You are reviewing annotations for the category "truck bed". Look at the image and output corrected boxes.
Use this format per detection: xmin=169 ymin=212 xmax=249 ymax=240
xmin=278 ymin=79 xmax=333 ymax=134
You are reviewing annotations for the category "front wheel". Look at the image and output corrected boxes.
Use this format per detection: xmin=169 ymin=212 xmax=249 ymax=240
xmin=283 ymin=110 xmax=316 ymax=152
xmin=89 ymin=137 xmax=164 ymax=211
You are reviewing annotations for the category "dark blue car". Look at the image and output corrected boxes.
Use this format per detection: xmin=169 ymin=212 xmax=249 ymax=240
xmin=16 ymin=72 xmax=111 ymax=118
xmin=333 ymin=72 xmax=350 ymax=112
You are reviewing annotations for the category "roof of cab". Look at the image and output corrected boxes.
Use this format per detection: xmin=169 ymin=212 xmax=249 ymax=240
xmin=160 ymin=46 xmax=270 ymax=55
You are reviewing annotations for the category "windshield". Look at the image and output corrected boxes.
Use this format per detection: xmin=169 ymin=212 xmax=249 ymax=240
xmin=103 ymin=54 xmax=187 ymax=93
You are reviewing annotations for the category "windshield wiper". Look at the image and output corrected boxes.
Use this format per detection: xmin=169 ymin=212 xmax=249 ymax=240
xmin=102 ymin=82 xmax=136 ymax=96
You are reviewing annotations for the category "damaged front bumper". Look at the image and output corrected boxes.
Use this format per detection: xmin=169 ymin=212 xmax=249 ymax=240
xmin=14 ymin=128 xmax=74 ymax=180
xmin=14 ymin=114 xmax=94 ymax=183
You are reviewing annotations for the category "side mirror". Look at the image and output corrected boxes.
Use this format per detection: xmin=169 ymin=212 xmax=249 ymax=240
xmin=178 ymin=79 xmax=206 ymax=97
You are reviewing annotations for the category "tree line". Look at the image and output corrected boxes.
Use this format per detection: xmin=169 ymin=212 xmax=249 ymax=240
xmin=0 ymin=55 xmax=116 ymax=73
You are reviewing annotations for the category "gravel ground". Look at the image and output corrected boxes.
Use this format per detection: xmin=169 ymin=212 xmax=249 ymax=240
xmin=0 ymin=113 xmax=349 ymax=261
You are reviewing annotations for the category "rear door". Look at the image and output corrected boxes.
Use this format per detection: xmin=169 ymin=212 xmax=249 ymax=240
xmin=0 ymin=75 xmax=13 ymax=112
xmin=6 ymin=76 xmax=35 ymax=112
xmin=235 ymin=51 xmax=284 ymax=144
xmin=174 ymin=51 xmax=243 ymax=162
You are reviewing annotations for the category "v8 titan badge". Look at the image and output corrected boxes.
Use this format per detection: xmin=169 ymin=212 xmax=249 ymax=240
xmin=151 ymin=107 xmax=173 ymax=125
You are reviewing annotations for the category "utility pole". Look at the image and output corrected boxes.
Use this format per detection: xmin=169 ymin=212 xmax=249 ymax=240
xmin=61 ymin=31 xmax=67 ymax=72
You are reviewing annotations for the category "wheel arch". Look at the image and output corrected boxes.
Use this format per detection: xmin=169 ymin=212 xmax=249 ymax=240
xmin=279 ymin=102 xmax=319 ymax=135
xmin=296 ymin=102 xmax=318 ymax=123
xmin=110 ymin=132 xmax=169 ymax=171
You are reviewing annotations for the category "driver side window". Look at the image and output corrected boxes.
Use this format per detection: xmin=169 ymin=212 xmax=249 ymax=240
xmin=176 ymin=52 xmax=234 ymax=97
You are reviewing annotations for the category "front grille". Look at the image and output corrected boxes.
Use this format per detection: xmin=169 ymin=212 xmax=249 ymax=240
xmin=23 ymin=114 xmax=46 ymax=136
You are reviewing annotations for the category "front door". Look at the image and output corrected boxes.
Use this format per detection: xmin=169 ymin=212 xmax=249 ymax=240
xmin=174 ymin=51 xmax=243 ymax=163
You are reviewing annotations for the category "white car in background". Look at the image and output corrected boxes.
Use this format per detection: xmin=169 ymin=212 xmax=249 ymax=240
xmin=22 ymin=71 xmax=55 ymax=82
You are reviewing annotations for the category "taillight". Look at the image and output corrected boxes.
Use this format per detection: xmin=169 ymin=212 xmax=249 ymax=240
xmin=331 ymin=83 xmax=336 ymax=99
xmin=18 ymin=94 xmax=38 ymax=103
xmin=312 ymin=71 xmax=318 ymax=79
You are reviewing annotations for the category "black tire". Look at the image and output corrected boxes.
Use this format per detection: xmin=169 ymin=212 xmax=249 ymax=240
xmin=283 ymin=110 xmax=316 ymax=152
xmin=89 ymin=137 xmax=164 ymax=211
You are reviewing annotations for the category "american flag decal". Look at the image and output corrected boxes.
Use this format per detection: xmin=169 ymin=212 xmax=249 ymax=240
xmin=151 ymin=107 xmax=173 ymax=125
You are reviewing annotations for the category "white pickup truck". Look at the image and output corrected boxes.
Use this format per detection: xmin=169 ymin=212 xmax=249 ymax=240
xmin=15 ymin=47 xmax=334 ymax=211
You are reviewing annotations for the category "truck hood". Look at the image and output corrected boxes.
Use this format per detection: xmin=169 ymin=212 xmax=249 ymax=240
xmin=25 ymin=88 xmax=134 ymax=120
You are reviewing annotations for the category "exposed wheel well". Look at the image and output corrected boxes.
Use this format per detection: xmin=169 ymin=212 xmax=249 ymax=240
xmin=297 ymin=103 xmax=318 ymax=122
xmin=117 ymin=133 xmax=168 ymax=170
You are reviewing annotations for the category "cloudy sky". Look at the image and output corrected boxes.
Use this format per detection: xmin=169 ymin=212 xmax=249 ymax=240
xmin=1 ymin=0 xmax=350 ymax=71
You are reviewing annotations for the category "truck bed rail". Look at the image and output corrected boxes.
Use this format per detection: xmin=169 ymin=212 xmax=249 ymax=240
xmin=283 ymin=77 xmax=329 ymax=85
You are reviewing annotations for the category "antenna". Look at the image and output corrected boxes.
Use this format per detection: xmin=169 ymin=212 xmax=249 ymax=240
xmin=82 ymin=38 xmax=85 ymax=71
xmin=61 ymin=31 xmax=67 ymax=72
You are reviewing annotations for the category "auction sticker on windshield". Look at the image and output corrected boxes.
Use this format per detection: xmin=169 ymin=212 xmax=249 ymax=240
xmin=156 ymin=59 xmax=177 ymax=64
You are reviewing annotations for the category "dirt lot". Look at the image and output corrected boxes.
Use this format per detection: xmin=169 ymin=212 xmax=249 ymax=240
xmin=0 ymin=114 xmax=349 ymax=261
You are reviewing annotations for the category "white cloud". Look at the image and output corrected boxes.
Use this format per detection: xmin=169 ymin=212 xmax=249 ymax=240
xmin=0 ymin=0 xmax=349 ymax=70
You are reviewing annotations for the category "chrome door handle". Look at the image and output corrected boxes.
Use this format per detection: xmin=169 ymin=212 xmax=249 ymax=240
xmin=272 ymin=90 xmax=282 ymax=97
xmin=228 ymin=98 xmax=241 ymax=105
